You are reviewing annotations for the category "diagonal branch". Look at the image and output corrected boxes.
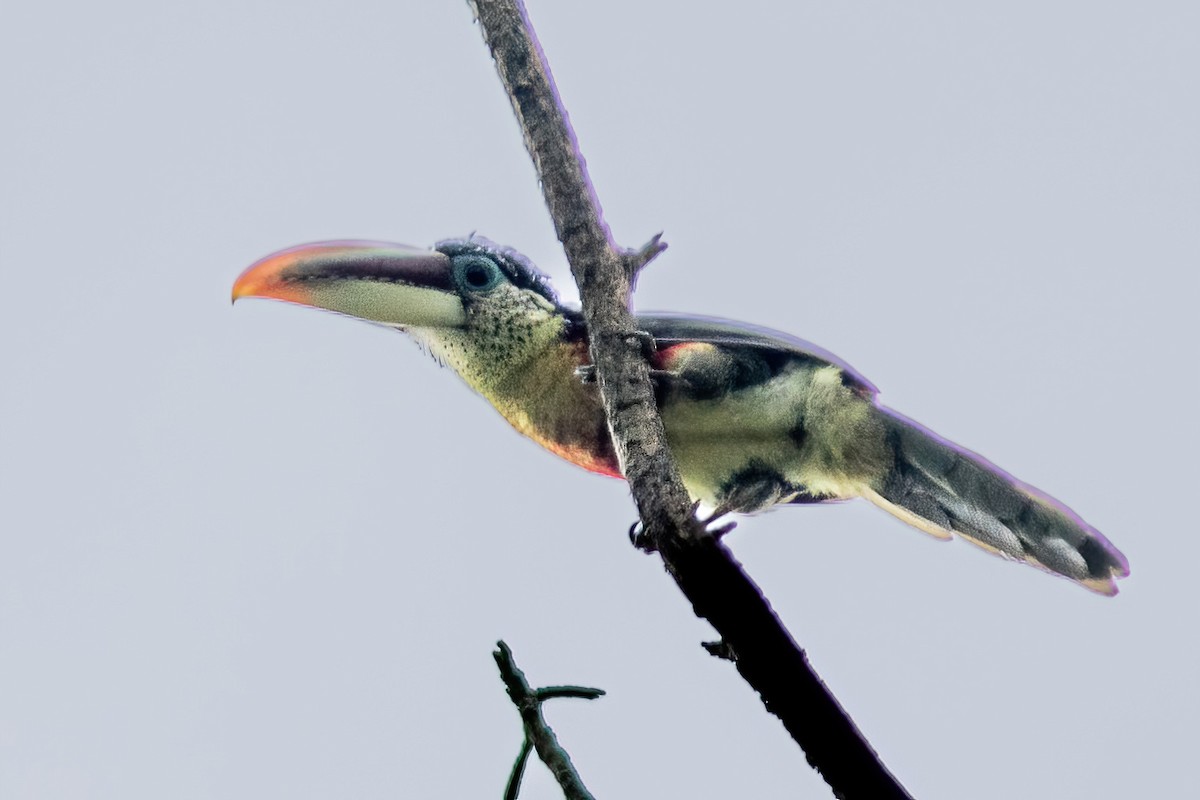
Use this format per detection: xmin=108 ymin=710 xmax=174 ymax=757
xmin=466 ymin=0 xmax=694 ymax=535
xmin=468 ymin=2 xmax=913 ymax=798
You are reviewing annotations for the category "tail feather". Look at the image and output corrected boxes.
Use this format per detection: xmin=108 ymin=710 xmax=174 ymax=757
xmin=865 ymin=408 xmax=1130 ymax=595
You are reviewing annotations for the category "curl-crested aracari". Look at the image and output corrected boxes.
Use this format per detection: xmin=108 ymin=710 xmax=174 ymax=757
xmin=232 ymin=237 xmax=1129 ymax=595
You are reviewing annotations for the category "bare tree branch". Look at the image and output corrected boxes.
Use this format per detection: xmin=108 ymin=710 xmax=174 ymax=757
xmin=466 ymin=0 xmax=694 ymax=536
xmin=468 ymin=2 xmax=913 ymax=798
xmin=504 ymin=739 xmax=533 ymax=800
xmin=494 ymin=641 xmax=601 ymax=800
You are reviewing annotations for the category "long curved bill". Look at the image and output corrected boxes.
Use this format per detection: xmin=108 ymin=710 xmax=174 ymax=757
xmin=232 ymin=241 xmax=467 ymax=328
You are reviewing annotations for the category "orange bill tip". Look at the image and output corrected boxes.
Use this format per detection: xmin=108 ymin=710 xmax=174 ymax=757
xmin=232 ymin=242 xmax=381 ymax=304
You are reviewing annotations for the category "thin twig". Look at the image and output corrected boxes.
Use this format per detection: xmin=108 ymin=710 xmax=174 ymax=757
xmin=537 ymin=686 xmax=607 ymax=702
xmin=469 ymin=2 xmax=912 ymax=798
xmin=504 ymin=739 xmax=533 ymax=800
xmin=494 ymin=641 xmax=599 ymax=800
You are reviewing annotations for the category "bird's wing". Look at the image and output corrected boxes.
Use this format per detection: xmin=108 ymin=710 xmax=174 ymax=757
xmin=636 ymin=312 xmax=878 ymax=397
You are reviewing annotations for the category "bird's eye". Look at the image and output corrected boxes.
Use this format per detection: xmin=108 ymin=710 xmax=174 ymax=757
xmin=453 ymin=255 xmax=504 ymax=293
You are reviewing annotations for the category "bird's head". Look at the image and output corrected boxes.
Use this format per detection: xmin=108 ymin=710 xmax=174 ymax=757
xmin=232 ymin=237 xmax=573 ymax=389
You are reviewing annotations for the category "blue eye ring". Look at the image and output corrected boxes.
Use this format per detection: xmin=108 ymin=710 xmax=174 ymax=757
xmin=452 ymin=254 xmax=504 ymax=293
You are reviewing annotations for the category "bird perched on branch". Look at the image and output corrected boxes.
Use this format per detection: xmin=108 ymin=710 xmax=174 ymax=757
xmin=233 ymin=237 xmax=1129 ymax=595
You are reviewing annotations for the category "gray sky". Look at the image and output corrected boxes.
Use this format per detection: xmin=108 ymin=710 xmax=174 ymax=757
xmin=2 ymin=2 xmax=1197 ymax=798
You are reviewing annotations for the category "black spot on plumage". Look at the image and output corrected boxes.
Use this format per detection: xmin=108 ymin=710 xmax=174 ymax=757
xmin=786 ymin=490 xmax=830 ymax=504
xmin=788 ymin=412 xmax=807 ymax=448
xmin=718 ymin=460 xmax=791 ymax=514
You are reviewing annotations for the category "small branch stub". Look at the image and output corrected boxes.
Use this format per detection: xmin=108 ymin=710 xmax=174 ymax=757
xmin=624 ymin=232 xmax=668 ymax=286
xmin=702 ymin=639 xmax=738 ymax=662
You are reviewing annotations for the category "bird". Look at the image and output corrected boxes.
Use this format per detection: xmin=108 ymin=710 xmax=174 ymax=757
xmin=232 ymin=236 xmax=1129 ymax=595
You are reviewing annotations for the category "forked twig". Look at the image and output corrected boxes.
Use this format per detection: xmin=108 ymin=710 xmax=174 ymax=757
xmin=494 ymin=641 xmax=602 ymax=800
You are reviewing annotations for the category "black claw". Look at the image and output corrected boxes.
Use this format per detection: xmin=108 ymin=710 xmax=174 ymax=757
xmin=696 ymin=504 xmax=737 ymax=539
xmin=708 ymin=520 xmax=738 ymax=539
xmin=629 ymin=330 xmax=658 ymax=359
xmin=575 ymin=364 xmax=597 ymax=384
xmin=628 ymin=520 xmax=657 ymax=552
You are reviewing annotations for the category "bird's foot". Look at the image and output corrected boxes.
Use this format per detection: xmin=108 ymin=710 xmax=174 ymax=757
xmin=629 ymin=502 xmax=736 ymax=552
xmin=578 ymin=362 xmax=691 ymax=393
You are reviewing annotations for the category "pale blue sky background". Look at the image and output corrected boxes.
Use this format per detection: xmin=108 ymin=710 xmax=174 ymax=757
xmin=2 ymin=2 xmax=1197 ymax=798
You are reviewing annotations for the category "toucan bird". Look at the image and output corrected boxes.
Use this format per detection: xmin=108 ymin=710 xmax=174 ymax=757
xmin=232 ymin=237 xmax=1129 ymax=595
